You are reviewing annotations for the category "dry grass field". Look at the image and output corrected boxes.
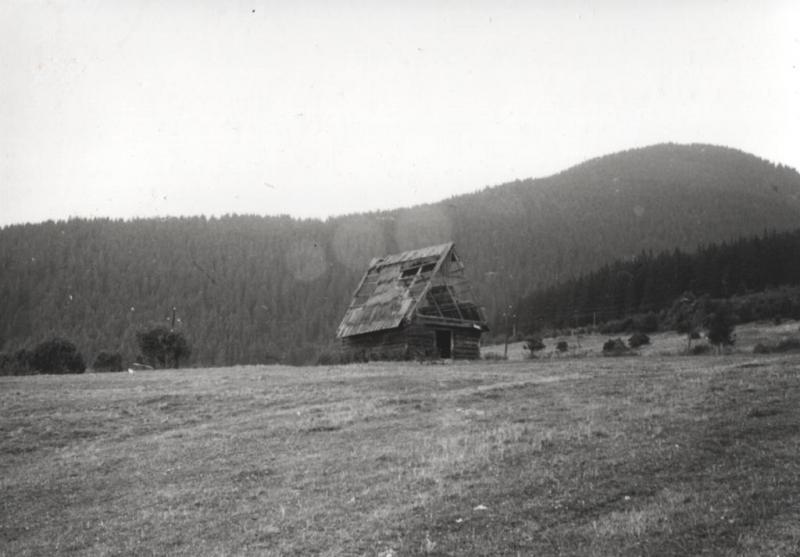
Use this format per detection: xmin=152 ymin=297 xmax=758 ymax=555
xmin=2 ymin=349 xmax=800 ymax=555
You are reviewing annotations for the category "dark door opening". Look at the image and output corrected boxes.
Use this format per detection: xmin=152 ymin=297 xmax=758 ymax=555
xmin=435 ymin=330 xmax=452 ymax=358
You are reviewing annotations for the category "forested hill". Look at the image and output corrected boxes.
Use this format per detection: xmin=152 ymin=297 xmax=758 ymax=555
xmin=2 ymin=143 xmax=800 ymax=366
xmin=516 ymin=228 xmax=800 ymax=333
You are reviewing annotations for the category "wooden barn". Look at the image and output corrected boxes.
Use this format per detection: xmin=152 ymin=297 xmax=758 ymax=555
xmin=336 ymin=242 xmax=488 ymax=360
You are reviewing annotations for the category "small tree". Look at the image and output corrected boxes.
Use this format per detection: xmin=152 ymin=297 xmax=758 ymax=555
xmin=628 ymin=332 xmax=650 ymax=349
xmin=136 ymin=327 xmax=191 ymax=369
xmin=137 ymin=327 xmax=168 ymax=368
xmin=164 ymin=331 xmax=191 ymax=368
xmin=30 ymin=338 xmax=86 ymax=374
xmin=602 ymin=338 xmax=629 ymax=356
xmin=706 ymin=304 xmax=735 ymax=353
xmin=0 ymin=349 xmax=33 ymax=376
xmin=674 ymin=298 xmax=707 ymax=351
xmin=524 ymin=337 xmax=546 ymax=358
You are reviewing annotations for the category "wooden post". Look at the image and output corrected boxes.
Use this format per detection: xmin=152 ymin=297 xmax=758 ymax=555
xmin=503 ymin=305 xmax=513 ymax=359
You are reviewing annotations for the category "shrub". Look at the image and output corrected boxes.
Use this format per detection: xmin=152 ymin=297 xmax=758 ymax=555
xmin=483 ymin=352 xmax=507 ymax=361
xmin=628 ymin=332 xmax=651 ymax=349
xmin=0 ymin=349 xmax=33 ymax=376
xmin=30 ymin=338 xmax=86 ymax=374
xmin=665 ymin=292 xmax=710 ymax=332
xmin=136 ymin=327 xmax=191 ymax=369
xmin=524 ymin=337 xmax=545 ymax=358
xmin=690 ymin=343 xmax=713 ymax=355
xmin=556 ymin=340 xmax=569 ymax=353
xmin=0 ymin=353 xmax=10 ymax=375
xmin=602 ymin=338 xmax=629 ymax=356
xmin=93 ymin=351 xmax=124 ymax=372
xmin=707 ymin=304 xmax=735 ymax=349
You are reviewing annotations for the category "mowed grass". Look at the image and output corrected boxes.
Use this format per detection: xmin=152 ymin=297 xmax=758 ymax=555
xmin=2 ymin=354 xmax=799 ymax=556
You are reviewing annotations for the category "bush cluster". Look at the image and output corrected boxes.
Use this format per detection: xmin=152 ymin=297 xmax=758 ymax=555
xmin=30 ymin=338 xmax=86 ymax=374
xmin=689 ymin=343 xmax=713 ymax=355
xmin=628 ymin=332 xmax=651 ymax=349
xmin=706 ymin=305 xmax=736 ymax=348
xmin=524 ymin=337 xmax=545 ymax=358
xmin=0 ymin=349 xmax=33 ymax=375
xmin=602 ymin=338 xmax=630 ymax=356
xmin=1 ymin=338 xmax=87 ymax=375
xmin=136 ymin=327 xmax=191 ymax=369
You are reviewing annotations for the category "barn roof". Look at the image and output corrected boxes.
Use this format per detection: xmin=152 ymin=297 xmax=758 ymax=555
xmin=336 ymin=242 xmax=487 ymax=338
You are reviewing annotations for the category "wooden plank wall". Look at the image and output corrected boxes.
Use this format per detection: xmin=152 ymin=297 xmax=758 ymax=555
xmin=341 ymin=328 xmax=407 ymax=360
xmin=341 ymin=324 xmax=482 ymax=361
xmin=340 ymin=324 xmax=437 ymax=360
xmin=452 ymin=329 xmax=482 ymax=360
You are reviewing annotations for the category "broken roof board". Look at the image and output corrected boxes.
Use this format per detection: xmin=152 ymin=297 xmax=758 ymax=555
xmin=337 ymin=242 xmax=487 ymax=338
xmin=366 ymin=242 xmax=454 ymax=269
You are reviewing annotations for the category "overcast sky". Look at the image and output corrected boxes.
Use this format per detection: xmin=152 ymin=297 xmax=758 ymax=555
xmin=2 ymin=1 xmax=798 ymax=226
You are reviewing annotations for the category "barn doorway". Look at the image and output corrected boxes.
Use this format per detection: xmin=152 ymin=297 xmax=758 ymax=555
xmin=435 ymin=330 xmax=452 ymax=358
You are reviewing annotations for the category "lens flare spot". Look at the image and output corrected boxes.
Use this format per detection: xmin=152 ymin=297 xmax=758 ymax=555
xmin=285 ymin=238 xmax=327 ymax=282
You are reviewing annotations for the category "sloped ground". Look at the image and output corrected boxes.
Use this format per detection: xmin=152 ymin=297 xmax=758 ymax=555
xmin=1 ymin=353 xmax=799 ymax=555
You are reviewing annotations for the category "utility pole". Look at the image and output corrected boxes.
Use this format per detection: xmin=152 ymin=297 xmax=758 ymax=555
xmin=503 ymin=305 xmax=515 ymax=359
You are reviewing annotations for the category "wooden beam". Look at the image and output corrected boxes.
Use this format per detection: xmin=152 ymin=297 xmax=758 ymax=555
xmin=426 ymin=287 xmax=445 ymax=318
xmin=446 ymin=285 xmax=465 ymax=321
xmin=415 ymin=314 xmax=483 ymax=329
xmin=406 ymin=244 xmax=453 ymax=319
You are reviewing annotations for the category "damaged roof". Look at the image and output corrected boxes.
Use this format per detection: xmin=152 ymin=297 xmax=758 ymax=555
xmin=336 ymin=242 xmax=486 ymax=338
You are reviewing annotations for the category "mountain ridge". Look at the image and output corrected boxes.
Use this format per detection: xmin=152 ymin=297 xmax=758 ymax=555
xmin=2 ymin=142 xmax=800 ymax=365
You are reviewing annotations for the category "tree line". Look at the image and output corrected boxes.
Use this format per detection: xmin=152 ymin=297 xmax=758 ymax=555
xmin=1 ymin=143 xmax=800 ymax=367
xmin=516 ymin=229 xmax=800 ymax=334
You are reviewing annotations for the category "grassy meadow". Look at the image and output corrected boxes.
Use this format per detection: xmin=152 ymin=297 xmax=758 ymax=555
xmin=2 ymin=343 xmax=800 ymax=555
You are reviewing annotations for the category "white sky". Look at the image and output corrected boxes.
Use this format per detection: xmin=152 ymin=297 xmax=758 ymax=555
xmin=1 ymin=1 xmax=798 ymax=226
